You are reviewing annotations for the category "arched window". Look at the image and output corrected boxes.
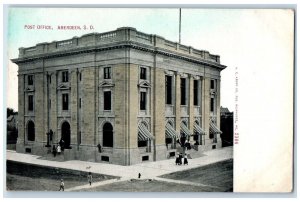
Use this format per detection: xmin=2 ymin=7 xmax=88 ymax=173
xmin=61 ymin=121 xmax=71 ymax=148
xmin=27 ymin=120 xmax=35 ymax=141
xmin=103 ymin=122 xmax=113 ymax=147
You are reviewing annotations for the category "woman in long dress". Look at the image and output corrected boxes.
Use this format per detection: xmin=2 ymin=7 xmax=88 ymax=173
xmin=175 ymin=153 xmax=180 ymax=165
xmin=184 ymin=154 xmax=188 ymax=165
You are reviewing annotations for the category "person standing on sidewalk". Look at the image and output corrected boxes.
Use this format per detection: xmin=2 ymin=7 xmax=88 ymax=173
xmin=59 ymin=179 xmax=64 ymax=191
xmin=184 ymin=153 xmax=188 ymax=165
xmin=87 ymin=172 xmax=92 ymax=186
xmin=175 ymin=152 xmax=180 ymax=165
xmin=57 ymin=145 xmax=61 ymax=155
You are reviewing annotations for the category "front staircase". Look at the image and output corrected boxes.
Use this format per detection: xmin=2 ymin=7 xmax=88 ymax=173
xmin=176 ymin=144 xmax=205 ymax=159
xmin=40 ymin=147 xmax=74 ymax=162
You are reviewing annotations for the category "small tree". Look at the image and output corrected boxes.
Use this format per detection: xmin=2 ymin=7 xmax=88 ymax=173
xmin=7 ymin=108 xmax=17 ymax=117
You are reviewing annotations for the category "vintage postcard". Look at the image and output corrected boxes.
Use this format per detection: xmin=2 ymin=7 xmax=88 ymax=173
xmin=4 ymin=6 xmax=294 ymax=195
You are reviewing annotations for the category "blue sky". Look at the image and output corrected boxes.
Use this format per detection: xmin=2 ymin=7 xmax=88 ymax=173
xmin=6 ymin=8 xmax=293 ymax=114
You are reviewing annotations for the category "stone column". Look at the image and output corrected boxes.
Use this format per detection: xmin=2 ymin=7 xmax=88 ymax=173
xmin=202 ymin=76 xmax=211 ymax=145
xmin=216 ymin=79 xmax=222 ymax=147
xmin=216 ymin=79 xmax=221 ymax=129
xmin=175 ymin=72 xmax=181 ymax=134
xmin=189 ymin=75 xmax=194 ymax=137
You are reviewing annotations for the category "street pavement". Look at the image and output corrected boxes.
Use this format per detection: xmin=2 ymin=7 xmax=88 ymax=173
xmin=6 ymin=146 xmax=233 ymax=179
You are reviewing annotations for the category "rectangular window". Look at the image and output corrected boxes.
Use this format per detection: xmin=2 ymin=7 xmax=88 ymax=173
xmin=180 ymin=78 xmax=186 ymax=105
xmin=79 ymin=98 xmax=81 ymax=109
xmin=210 ymin=98 xmax=214 ymax=112
xmin=142 ymin=156 xmax=149 ymax=161
xmin=48 ymin=75 xmax=51 ymax=84
xmin=140 ymin=67 xmax=147 ymax=80
xmin=28 ymin=95 xmax=33 ymax=111
xmin=104 ymin=67 xmax=111 ymax=79
xmin=194 ymin=80 xmax=199 ymax=106
xmin=28 ymin=75 xmax=34 ymax=85
xmin=49 ymin=99 xmax=51 ymax=109
xmin=62 ymin=94 xmax=69 ymax=110
xmin=79 ymin=72 xmax=82 ymax=81
xmin=138 ymin=140 xmax=147 ymax=147
xmin=62 ymin=71 xmax=69 ymax=82
xmin=104 ymin=91 xmax=111 ymax=110
xmin=140 ymin=91 xmax=146 ymax=110
xmin=165 ymin=76 xmax=172 ymax=104
xmin=211 ymin=79 xmax=215 ymax=89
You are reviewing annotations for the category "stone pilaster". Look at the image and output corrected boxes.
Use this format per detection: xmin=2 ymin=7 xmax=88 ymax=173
xmin=81 ymin=68 xmax=96 ymax=145
xmin=113 ymin=64 xmax=130 ymax=165
xmin=34 ymin=72 xmax=44 ymax=142
xmin=153 ymin=67 xmax=166 ymax=161
xmin=114 ymin=64 xmax=127 ymax=149
xmin=128 ymin=64 xmax=138 ymax=149
xmin=70 ymin=70 xmax=78 ymax=147
xmin=50 ymin=72 xmax=58 ymax=143
xmin=16 ymin=74 xmax=25 ymax=152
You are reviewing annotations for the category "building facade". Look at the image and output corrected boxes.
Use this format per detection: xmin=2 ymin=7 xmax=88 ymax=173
xmin=12 ymin=27 xmax=226 ymax=165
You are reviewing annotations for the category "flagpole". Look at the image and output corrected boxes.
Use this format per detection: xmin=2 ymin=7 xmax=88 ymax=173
xmin=179 ymin=8 xmax=181 ymax=44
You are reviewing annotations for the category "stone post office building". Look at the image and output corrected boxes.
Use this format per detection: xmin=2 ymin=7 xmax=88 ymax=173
xmin=12 ymin=27 xmax=226 ymax=165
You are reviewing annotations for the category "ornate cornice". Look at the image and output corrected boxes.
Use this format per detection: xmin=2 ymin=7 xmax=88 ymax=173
xmin=12 ymin=41 xmax=227 ymax=70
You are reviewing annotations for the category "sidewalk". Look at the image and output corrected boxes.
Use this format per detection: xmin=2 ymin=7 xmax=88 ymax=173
xmin=6 ymin=146 xmax=233 ymax=179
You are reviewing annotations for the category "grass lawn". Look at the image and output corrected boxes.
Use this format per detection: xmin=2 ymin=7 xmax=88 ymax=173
xmin=6 ymin=160 xmax=117 ymax=191
xmin=79 ymin=159 xmax=233 ymax=192
xmin=160 ymin=159 xmax=233 ymax=192
xmin=79 ymin=179 xmax=216 ymax=192
xmin=6 ymin=159 xmax=233 ymax=192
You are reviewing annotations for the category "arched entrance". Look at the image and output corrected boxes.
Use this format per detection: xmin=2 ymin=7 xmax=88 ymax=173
xmin=61 ymin=121 xmax=71 ymax=148
xmin=27 ymin=120 xmax=35 ymax=141
xmin=103 ymin=122 xmax=113 ymax=147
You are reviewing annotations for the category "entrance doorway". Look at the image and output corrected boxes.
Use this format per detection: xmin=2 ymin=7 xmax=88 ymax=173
xmin=61 ymin=121 xmax=71 ymax=148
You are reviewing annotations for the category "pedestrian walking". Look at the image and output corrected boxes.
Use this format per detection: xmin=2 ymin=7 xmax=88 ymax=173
xmin=184 ymin=153 xmax=188 ymax=165
xmin=52 ymin=145 xmax=57 ymax=157
xmin=179 ymin=153 xmax=183 ymax=165
xmin=138 ymin=173 xmax=141 ymax=179
xmin=87 ymin=172 xmax=92 ymax=186
xmin=59 ymin=179 xmax=64 ymax=191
